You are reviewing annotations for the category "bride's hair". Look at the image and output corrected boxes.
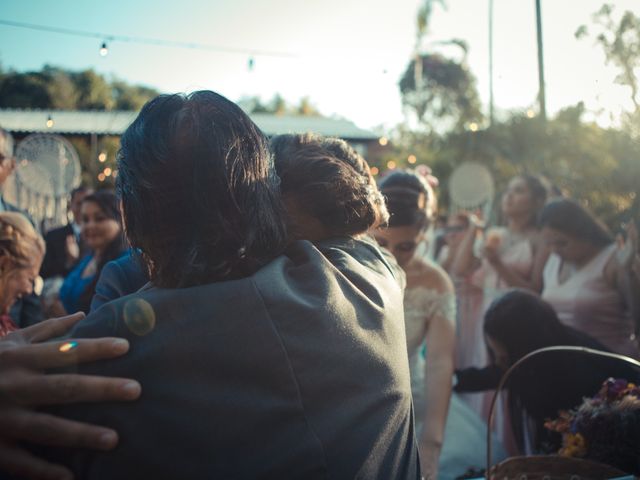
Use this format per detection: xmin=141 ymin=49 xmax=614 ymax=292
xmin=271 ymin=133 xmax=388 ymax=239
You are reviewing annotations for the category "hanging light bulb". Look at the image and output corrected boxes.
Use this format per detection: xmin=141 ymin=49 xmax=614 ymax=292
xmin=46 ymin=115 xmax=54 ymax=128
xmin=248 ymin=56 xmax=255 ymax=71
xmin=100 ymin=42 xmax=109 ymax=57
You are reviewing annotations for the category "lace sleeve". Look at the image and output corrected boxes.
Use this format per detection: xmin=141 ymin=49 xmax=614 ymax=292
xmin=422 ymin=290 xmax=456 ymax=323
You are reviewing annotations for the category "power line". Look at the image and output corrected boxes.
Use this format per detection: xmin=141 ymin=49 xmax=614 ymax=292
xmin=0 ymin=19 xmax=297 ymax=58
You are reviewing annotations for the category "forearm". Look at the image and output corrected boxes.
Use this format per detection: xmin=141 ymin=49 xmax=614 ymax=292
xmin=420 ymin=360 xmax=453 ymax=448
xmin=491 ymin=260 xmax=539 ymax=291
xmin=454 ymin=364 xmax=503 ymax=392
xmin=451 ymin=228 xmax=479 ymax=277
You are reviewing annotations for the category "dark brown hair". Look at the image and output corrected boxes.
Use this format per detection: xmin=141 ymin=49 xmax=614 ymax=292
xmin=78 ymin=190 xmax=126 ymax=312
xmin=271 ymin=133 xmax=388 ymax=239
xmin=117 ymin=91 xmax=288 ymax=288
xmin=538 ymin=198 xmax=613 ymax=248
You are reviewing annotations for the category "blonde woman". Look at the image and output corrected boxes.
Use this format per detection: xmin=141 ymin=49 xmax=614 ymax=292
xmin=0 ymin=212 xmax=45 ymax=336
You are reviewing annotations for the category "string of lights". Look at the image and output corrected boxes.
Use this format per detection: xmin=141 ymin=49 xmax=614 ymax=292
xmin=0 ymin=19 xmax=297 ymax=59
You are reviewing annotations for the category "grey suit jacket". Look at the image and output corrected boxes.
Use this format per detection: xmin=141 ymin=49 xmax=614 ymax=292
xmin=46 ymin=238 xmax=420 ymax=479
xmin=90 ymin=252 xmax=149 ymax=312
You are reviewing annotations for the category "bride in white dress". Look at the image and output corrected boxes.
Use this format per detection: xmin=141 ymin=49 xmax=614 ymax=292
xmin=375 ymin=170 xmax=506 ymax=479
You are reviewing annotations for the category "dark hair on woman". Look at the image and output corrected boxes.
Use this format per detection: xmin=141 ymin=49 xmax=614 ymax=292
xmin=520 ymin=174 xmax=549 ymax=206
xmin=538 ymin=198 xmax=613 ymax=248
xmin=378 ymin=170 xmax=433 ymax=230
xmin=78 ymin=190 xmax=126 ymax=312
xmin=504 ymin=174 xmax=549 ymax=227
xmin=116 ymin=91 xmax=288 ymax=288
xmin=484 ymin=289 xmax=573 ymax=362
xmin=271 ymin=133 xmax=388 ymax=238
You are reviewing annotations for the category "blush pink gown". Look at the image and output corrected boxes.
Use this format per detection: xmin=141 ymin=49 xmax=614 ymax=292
xmin=542 ymin=243 xmax=639 ymax=360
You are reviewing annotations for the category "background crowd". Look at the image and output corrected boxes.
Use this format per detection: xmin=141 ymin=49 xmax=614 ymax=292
xmin=0 ymin=86 xmax=639 ymax=480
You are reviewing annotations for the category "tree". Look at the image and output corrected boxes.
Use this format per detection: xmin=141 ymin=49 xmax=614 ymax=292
xmin=399 ymin=51 xmax=482 ymax=131
xmin=238 ymin=94 xmax=322 ymax=116
xmin=0 ymin=71 xmax=52 ymax=109
xmin=576 ymin=4 xmax=640 ymax=136
xmin=0 ymin=66 xmax=158 ymax=111
xmin=400 ymin=0 xmax=482 ymax=131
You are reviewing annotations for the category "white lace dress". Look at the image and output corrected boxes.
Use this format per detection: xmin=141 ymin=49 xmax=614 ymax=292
xmin=403 ymin=286 xmax=507 ymax=479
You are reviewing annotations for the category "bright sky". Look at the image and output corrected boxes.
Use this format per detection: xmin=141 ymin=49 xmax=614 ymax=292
xmin=1 ymin=0 xmax=638 ymax=131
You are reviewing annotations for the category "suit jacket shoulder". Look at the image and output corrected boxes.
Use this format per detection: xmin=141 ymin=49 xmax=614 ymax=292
xmin=90 ymin=254 xmax=149 ymax=312
xmin=46 ymin=241 xmax=419 ymax=480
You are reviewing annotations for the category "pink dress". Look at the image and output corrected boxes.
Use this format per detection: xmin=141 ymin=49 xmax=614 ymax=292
xmin=542 ymin=244 xmax=639 ymax=359
xmin=464 ymin=229 xmax=535 ymax=455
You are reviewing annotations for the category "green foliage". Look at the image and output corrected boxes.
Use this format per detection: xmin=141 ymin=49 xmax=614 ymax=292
xmin=238 ymin=94 xmax=322 ymax=116
xmin=577 ymin=4 xmax=640 ymax=128
xmin=387 ymin=104 xmax=639 ymax=227
xmin=0 ymin=66 xmax=158 ymax=111
xmin=399 ymin=53 xmax=483 ymax=132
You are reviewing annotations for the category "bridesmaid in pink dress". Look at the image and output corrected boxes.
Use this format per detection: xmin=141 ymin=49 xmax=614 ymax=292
xmin=451 ymin=174 xmax=550 ymax=455
xmin=540 ymin=198 xmax=640 ymax=359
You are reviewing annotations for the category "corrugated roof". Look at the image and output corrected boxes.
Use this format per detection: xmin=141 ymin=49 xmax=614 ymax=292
xmin=0 ymin=109 xmax=379 ymax=140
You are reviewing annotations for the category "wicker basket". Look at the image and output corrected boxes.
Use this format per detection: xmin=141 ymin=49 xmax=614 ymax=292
xmin=488 ymin=454 xmax=626 ymax=479
xmin=484 ymin=346 xmax=640 ymax=479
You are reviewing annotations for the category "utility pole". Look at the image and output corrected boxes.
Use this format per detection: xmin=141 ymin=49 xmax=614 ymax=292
xmin=489 ymin=0 xmax=495 ymax=126
xmin=535 ymin=0 xmax=547 ymax=120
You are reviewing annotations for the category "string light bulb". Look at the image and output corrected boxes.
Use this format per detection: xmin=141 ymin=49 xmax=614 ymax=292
xmin=99 ymin=42 xmax=109 ymax=57
xmin=98 ymin=152 xmax=107 ymax=163
xmin=46 ymin=115 xmax=54 ymax=128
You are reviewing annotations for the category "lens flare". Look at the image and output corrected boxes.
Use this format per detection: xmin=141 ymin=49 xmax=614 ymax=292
xmin=59 ymin=341 xmax=78 ymax=353
xmin=123 ymin=298 xmax=156 ymax=336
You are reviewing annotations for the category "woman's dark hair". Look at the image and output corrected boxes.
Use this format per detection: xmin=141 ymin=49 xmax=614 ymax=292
xmin=116 ymin=91 xmax=288 ymax=288
xmin=271 ymin=133 xmax=388 ymax=238
xmin=538 ymin=198 xmax=613 ymax=248
xmin=484 ymin=289 xmax=571 ymax=362
xmin=378 ymin=170 xmax=433 ymax=230
xmin=78 ymin=190 xmax=126 ymax=312
xmin=504 ymin=174 xmax=549 ymax=227
xmin=520 ymin=174 xmax=548 ymax=207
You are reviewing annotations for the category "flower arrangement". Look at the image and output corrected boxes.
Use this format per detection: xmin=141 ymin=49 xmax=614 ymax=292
xmin=544 ymin=377 xmax=640 ymax=474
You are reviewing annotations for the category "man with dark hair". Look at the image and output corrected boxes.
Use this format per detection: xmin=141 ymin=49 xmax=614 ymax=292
xmin=40 ymin=186 xmax=92 ymax=279
xmin=3 ymin=93 xmax=420 ymax=479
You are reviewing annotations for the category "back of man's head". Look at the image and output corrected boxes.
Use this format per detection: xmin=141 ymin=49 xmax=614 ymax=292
xmin=117 ymin=90 xmax=287 ymax=288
